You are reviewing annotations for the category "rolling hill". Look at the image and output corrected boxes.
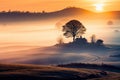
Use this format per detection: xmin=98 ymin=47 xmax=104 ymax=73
xmin=0 ymin=63 xmax=119 ymax=80
xmin=0 ymin=7 xmax=120 ymax=23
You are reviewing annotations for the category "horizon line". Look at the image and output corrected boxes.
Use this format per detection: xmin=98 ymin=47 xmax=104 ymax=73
xmin=0 ymin=7 xmax=120 ymax=13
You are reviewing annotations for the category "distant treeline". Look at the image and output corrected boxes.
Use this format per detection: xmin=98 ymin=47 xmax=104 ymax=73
xmin=0 ymin=10 xmax=50 ymax=22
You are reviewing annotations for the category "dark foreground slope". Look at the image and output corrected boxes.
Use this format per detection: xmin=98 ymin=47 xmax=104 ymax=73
xmin=58 ymin=63 xmax=120 ymax=73
xmin=0 ymin=63 xmax=119 ymax=80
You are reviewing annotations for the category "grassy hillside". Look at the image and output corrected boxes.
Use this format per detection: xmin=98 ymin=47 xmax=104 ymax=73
xmin=0 ymin=63 xmax=119 ymax=80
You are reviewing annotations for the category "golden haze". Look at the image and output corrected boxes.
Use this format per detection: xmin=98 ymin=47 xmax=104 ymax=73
xmin=0 ymin=0 xmax=120 ymax=12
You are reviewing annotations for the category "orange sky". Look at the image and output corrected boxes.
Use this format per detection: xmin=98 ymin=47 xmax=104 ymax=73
xmin=0 ymin=0 xmax=120 ymax=12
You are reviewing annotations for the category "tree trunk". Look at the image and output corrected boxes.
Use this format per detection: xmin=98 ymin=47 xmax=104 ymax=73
xmin=73 ymin=36 xmax=75 ymax=42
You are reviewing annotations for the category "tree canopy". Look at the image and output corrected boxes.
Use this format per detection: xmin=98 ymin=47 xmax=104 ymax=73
xmin=62 ymin=20 xmax=86 ymax=41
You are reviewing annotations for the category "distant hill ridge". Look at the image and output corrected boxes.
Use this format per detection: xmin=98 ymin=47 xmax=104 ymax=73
xmin=0 ymin=7 xmax=92 ymax=14
xmin=0 ymin=7 xmax=120 ymax=22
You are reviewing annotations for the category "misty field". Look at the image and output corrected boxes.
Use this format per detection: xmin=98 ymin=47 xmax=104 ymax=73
xmin=0 ymin=7 xmax=120 ymax=80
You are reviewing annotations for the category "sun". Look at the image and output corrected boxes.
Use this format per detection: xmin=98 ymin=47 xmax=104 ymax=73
xmin=95 ymin=3 xmax=104 ymax=12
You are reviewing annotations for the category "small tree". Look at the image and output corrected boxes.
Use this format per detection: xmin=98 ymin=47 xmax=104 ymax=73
xmin=91 ymin=34 xmax=96 ymax=44
xmin=96 ymin=39 xmax=103 ymax=45
xmin=57 ymin=36 xmax=64 ymax=44
xmin=62 ymin=20 xmax=86 ymax=41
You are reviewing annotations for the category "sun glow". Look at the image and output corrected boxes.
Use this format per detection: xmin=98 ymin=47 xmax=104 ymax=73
xmin=94 ymin=3 xmax=104 ymax=12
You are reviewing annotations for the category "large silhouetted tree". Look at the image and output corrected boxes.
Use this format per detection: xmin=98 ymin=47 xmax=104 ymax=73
xmin=62 ymin=20 xmax=86 ymax=41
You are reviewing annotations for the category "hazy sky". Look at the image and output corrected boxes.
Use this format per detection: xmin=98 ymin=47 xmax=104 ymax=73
xmin=1 ymin=0 xmax=120 ymax=12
